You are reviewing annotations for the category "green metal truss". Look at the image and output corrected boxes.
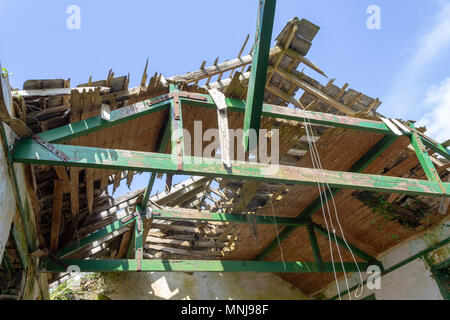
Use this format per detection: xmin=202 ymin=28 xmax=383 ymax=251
xmin=255 ymin=135 xmax=398 ymax=262
xmin=13 ymin=141 xmax=450 ymax=197
xmin=7 ymin=0 xmax=450 ymax=275
xmin=10 ymin=87 xmax=450 ymax=274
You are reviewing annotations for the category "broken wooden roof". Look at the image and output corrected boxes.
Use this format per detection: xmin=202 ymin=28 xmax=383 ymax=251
xmin=5 ymin=17 xmax=449 ymax=295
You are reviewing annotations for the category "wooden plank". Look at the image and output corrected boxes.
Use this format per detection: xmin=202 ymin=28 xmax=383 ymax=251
xmin=69 ymin=167 xmax=79 ymax=223
xmin=50 ymin=180 xmax=64 ymax=251
xmin=272 ymin=67 xmax=357 ymax=115
xmin=13 ymin=141 xmax=450 ymax=197
xmin=12 ymin=87 xmax=110 ymax=97
xmin=168 ymin=46 xmax=283 ymax=84
xmin=243 ymin=0 xmax=277 ymax=150
xmin=209 ymin=88 xmax=231 ymax=168
xmin=0 ymin=66 xmax=32 ymax=137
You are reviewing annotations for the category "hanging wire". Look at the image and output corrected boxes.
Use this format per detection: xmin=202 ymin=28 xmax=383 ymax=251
xmin=299 ymin=105 xmax=365 ymax=299
xmin=267 ymin=184 xmax=287 ymax=270
xmin=300 ymin=114 xmax=342 ymax=298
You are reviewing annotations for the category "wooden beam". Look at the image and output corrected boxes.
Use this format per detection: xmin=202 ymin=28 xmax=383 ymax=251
xmin=168 ymin=46 xmax=283 ymax=84
xmin=142 ymin=206 xmax=308 ymax=226
xmin=272 ymin=67 xmax=357 ymax=115
xmin=209 ymin=88 xmax=231 ymax=168
xmin=11 ymin=87 xmax=110 ymax=97
xmin=50 ymin=180 xmax=64 ymax=252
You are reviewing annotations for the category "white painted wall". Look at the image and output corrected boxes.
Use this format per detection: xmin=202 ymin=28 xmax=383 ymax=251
xmin=64 ymin=272 xmax=311 ymax=300
xmin=322 ymin=219 xmax=449 ymax=300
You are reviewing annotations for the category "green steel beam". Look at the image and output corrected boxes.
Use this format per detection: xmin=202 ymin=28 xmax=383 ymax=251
xmin=53 ymin=206 xmax=306 ymax=262
xmin=255 ymin=135 xmax=398 ymax=261
xmin=53 ymin=213 xmax=136 ymax=259
xmin=37 ymin=96 xmax=171 ymax=144
xmin=138 ymin=206 xmax=308 ymax=227
xmin=410 ymin=129 xmax=442 ymax=182
xmin=42 ymin=259 xmax=368 ymax=273
xmin=243 ymin=0 xmax=277 ymax=150
xmin=306 ymin=220 xmax=324 ymax=272
xmin=182 ymin=95 xmax=450 ymax=161
xmin=13 ymin=141 xmax=450 ymax=197
xmin=24 ymin=89 xmax=449 ymax=160
xmin=184 ymin=95 xmax=390 ymax=134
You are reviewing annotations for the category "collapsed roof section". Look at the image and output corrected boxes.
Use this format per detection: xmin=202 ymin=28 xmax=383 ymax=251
xmin=2 ymin=15 xmax=449 ymax=297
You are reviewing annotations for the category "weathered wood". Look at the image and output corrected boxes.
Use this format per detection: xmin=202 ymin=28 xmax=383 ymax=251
xmin=0 ymin=68 xmax=32 ymax=137
xmin=86 ymin=169 xmax=94 ymax=215
xmin=54 ymin=167 xmax=70 ymax=193
xmin=243 ymin=0 xmax=277 ymax=150
xmin=12 ymin=87 xmax=110 ymax=97
xmin=273 ymin=67 xmax=356 ymax=115
xmin=209 ymin=88 xmax=231 ymax=168
xmin=50 ymin=180 xmax=64 ymax=251
xmin=168 ymin=46 xmax=283 ymax=84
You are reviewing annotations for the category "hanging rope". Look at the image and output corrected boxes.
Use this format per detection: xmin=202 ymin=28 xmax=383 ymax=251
xmin=298 ymin=106 xmax=365 ymax=299
xmin=267 ymin=184 xmax=287 ymax=270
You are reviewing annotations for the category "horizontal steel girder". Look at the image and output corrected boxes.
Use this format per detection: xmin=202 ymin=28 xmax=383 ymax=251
xmin=139 ymin=206 xmax=308 ymax=226
xmin=26 ymin=91 xmax=449 ymax=160
xmin=42 ymin=259 xmax=369 ymax=273
xmin=13 ymin=141 xmax=450 ymax=198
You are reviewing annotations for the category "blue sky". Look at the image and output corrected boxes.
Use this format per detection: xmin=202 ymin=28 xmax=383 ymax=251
xmin=1 ymin=0 xmax=449 ymax=197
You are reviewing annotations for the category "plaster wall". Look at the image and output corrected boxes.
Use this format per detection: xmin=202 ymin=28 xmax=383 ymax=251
xmin=87 ymin=272 xmax=311 ymax=300
xmin=322 ymin=219 xmax=449 ymax=300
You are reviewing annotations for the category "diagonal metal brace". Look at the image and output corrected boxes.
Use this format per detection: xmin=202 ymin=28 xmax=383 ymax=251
xmin=32 ymin=135 xmax=70 ymax=161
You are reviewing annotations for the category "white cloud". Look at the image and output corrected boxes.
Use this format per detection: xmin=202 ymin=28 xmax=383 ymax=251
xmin=382 ymin=1 xmax=450 ymax=118
xmin=416 ymin=77 xmax=450 ymax=143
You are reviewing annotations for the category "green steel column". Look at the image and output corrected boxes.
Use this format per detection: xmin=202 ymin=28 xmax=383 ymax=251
xmin=243 ymin=0 xmax=277 ymax=151
xmin=0 ymin=123 xmax=35 ymax=252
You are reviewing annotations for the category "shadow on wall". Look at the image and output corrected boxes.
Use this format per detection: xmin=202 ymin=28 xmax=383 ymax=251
xmin=98 ymin=272 xmax=311 ymax=300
